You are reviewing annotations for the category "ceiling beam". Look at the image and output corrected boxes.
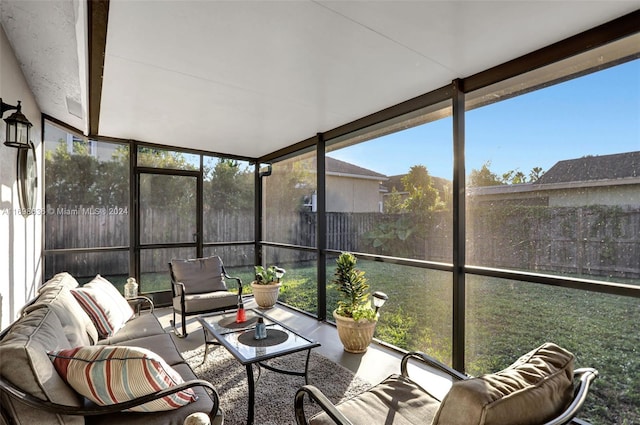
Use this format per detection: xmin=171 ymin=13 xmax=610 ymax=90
xmin=462 ymin=9 xmax=640 ymax=93
xmin=88 ymin=0 xmax=110 ymax=137
xmin=259 ymin=85 xmax=453 ymax=164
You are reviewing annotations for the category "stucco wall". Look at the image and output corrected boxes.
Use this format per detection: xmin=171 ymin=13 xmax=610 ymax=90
xmin=468 ymin=183 xmax=640 ymax=208
xmin=0 ymin=26 xmax=43 ymax=330
xmin=548 ymin=184 xmax=640 ymax=207
xmin=326 ymin=175 xmax=382 ymax=213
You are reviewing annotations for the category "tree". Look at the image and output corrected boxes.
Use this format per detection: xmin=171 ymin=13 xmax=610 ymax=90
xmin=137 ymin=146 xmax=196 ymax=170
xmin=367 ymin=165 xmax=442 ymax=257
xmin=501 ymin=170 xmax=527 ymax=184
xmin=529 ymin=167 xmax=544 ymax=182
xmin=401 ymin=165 xmax=440 ymax=213
xmin=383 ymin=188 xmax=404 ymax=214
xmin=468 ymin=161 xmax=502 ymax=187
xmin=45 ymin=141 xmax=129 ymax=207
xmin=469 ymin=161 xmax=545 ymax=186
xmin=45 ymin=141 xmax=209 ymax=211
xmin=204 ymin=159 xmax=253 ymax=211
xmin=263 ymin=157 xmax=315 ymax=214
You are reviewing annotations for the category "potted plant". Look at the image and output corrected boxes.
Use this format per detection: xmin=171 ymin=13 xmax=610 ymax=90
xmin=332 ymin=252 xmax=388 ymax=353
xmin=251 ymin=265 xmax=286 ymax=309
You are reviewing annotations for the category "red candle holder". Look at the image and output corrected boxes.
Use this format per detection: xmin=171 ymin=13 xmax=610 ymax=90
xmin=236 ymin=296 xmax=247 ymax=323
xmin=236 ymin=307 xmax=246 ymax=323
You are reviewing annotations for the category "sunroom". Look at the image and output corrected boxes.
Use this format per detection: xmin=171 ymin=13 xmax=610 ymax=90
xmin=1 ymin=2 xmax=639 ymax=424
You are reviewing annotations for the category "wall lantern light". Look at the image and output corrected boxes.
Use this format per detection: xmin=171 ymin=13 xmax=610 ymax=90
xmin=2 ymin=99 xmax=33 ymax=149
xmin=1 ymin=98 xmax=37 ymax=214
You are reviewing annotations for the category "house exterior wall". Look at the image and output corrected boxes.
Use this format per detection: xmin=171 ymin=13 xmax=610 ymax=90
xmin=468 ymin=181 xmax=640 ymax=208
xmin=548 ymin=184 xmax=640 ymax=207
xmin=0 ymin=26 xmax=43 ymax=330
xmin=326 ymin=174 xmax=382 ymax=213
xmin=44 ymin=124 xmax=120 ymax=160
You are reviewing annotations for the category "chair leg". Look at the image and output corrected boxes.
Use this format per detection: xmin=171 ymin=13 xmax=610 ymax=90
xmin=182 ymin=310 xmax=188 ymax=338
xmin=171 ymin=309 xmax=188 ymax=338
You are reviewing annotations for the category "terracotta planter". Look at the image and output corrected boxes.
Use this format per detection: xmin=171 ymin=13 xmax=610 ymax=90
xmin=251 ymin=282 xmax=282 ymax=309
xmin=333 ymin=310 xmax=377 ymax=353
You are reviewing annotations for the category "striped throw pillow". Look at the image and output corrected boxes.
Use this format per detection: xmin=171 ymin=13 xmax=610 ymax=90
xmin=48 ymin=345 xmax=197 ymax=412
xmin=71 ymin=275 xmax=134 ymax=338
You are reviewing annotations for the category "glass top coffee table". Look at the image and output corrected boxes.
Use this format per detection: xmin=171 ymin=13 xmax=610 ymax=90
xmin=197 ymin=309 xmax=321 ymax=425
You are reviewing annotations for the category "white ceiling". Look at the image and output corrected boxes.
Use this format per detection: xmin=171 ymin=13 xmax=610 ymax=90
xmin=2 ymin=1 xmax=639 ymax=159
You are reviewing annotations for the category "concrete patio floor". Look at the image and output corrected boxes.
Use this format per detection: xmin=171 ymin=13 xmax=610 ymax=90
xmin=155 ymin=297 xmax=455 ymax=402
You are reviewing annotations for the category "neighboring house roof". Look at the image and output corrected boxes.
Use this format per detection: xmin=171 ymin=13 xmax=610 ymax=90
xmin=326 ymin=157 xmax=387 ymax=181
xmin=535 ymin=151 xmax=640 ymax=184
xmin=468 ymin=150 xmax=640 ymax=203
xmin=385 ymin=175 xmax=406 ymax=193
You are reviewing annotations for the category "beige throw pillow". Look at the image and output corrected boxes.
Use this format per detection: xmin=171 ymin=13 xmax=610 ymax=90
xmin=433 ymin=342 xmax=574 ymax=425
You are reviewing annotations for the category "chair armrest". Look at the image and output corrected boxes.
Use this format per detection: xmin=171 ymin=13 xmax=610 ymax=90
xmin=172 ymin=281 xmax=186 ymax=298
xmin=126 ymin=295 xmax=154 ymax=314
xmin=401 ymin=351 xmax=468 ymax=382
xmin=168 ymin=262 xmax=185 ymax=298
xmin=223 ymin=273 xmax=243 ymax=296
xmin=220 ymin=261 xmax=243 ymax=295
xmin=0 ymin=375 xmax=220 ymax=417
xmin=541 ymin=368 xmax=599 ymax=425
xmin=294 ymin=385 xmax=354 ymax=425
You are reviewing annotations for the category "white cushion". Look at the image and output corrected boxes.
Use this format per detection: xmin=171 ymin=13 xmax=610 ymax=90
xmin=38 ymin=272 xmax=80 ymax=293
xmin=71 ymin=275 xmax=134 ymax=339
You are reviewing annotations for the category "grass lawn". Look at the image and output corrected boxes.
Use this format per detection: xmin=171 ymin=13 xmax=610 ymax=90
xmin=275 ymin=261 xmax=639 ymax=425
xmin=125 ymin=262 xmax=638 ymax=424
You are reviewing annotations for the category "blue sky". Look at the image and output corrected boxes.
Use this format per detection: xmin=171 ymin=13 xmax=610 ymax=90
xmin=328 ymin=59 xmax=640 ymax=180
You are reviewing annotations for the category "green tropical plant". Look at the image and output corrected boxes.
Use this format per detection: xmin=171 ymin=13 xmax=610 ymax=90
xmin=362 ymin=215 xmax=418 ymax=257
xmin=332 ymin=252 xmax=376 ymax=321
xmin=253 ymin=265 xmax=286 ymax=285
xmin=401 ymin=165 xmax=440 ymax=214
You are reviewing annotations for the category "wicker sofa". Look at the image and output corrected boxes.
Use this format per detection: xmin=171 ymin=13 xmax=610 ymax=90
xmin=0 ymin=272 xmax=223 ymax=425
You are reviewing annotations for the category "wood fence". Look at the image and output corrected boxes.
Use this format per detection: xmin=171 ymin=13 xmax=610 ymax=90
xmin=467 ymin=206 xmax=640 ymax=279
xmin=45 ymin=205 xmax=640 ymax=280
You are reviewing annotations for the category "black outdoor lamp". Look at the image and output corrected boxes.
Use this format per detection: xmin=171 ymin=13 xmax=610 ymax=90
xmin=2 ymin=98 xmax=37 ymax=213
xmin=372 ymin=291 xmax=389 ymax=314
xmin=274 ymin=267 xmax=286 ymax=283
xmin=2 ymin=99 xmax=33 ymax=149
